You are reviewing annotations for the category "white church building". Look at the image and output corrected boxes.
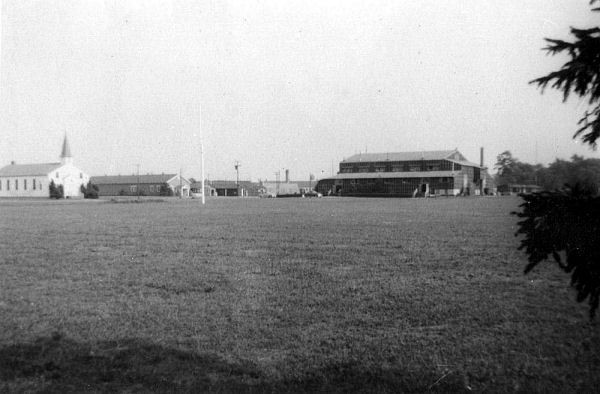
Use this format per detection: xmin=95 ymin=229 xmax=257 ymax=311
xmin=0 ymin=136 xmax=89 ymax=198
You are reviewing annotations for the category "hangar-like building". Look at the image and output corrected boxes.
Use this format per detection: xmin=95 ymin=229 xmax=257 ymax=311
xmin=315 ymin=149 xmax=495 ymax=197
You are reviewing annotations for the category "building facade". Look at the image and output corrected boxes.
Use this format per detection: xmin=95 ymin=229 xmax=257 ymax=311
xmin=315 ymin=149 xmax=496 ymax=197
xmin=90 ymin=174 xmax=191 ymax=197
xmin=0 ymin=136 xmax=89 ymax=198
xmin=497 ymin=184 xmax=541 ymax=195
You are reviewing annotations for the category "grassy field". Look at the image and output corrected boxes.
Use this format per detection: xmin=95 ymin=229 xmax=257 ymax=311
xmin=0 ymin=196 xmax=598 ymax=393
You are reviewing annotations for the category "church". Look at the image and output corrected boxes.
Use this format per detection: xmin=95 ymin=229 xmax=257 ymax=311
xmin=0 ymin=136 xmax=89 ymax=198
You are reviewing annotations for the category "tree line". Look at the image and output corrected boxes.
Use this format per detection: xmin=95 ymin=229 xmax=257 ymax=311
xmin=495 ymin=151 xmax=600 ymax=195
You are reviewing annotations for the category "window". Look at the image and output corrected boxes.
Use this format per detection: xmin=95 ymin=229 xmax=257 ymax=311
xmin=24 ymin=179 xmax=27 ymax=190
xmin=0 ymin=180 xmax=2 ymax=191
xmin=39 ymin=182 xmax=43 ymax=191
xmin=7 ymin=179 xmax=10 ymax=190
xmin=130 ymin=185 xmax=137 ymax=193
xmin=33 ymin=179 xmax=36 ymax=190
xmin=15 ymin=179 xmax=18 ymax=190
xmin=149 ymin=185 xmax=154 ymax=193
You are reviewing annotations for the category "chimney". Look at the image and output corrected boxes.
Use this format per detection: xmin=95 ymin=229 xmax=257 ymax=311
xmin=285 ymin=169 xmax=289 ymax=183
xmin=480 ymin=147 xmax=484 ymax=168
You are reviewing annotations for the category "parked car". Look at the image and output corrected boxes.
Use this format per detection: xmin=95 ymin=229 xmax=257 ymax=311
xmin=259 ymin=191 xmax=276 ymax=198
xmin=303 ymin=190 xmax=322 ymax=198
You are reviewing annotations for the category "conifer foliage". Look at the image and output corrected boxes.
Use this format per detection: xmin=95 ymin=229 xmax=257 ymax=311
xmin=515 ymin=187 xmax=600 ymax=318
xmin=80 ymin=181 xmax=99 ymax=199
xmin=529 ymin=2 xmax=600 ymax=147
xmin=49 ymin=180 xmax=64 ymax=199
xmin=519 ymin=1 xmax=600 ymax=318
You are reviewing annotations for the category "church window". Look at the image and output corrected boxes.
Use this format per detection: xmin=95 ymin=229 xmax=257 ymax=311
xmin=15 ymin=179 xmax=18 ymax=190
xmin=24 ymin=179 xmax=27 ymax=190
xmin=33 ymin=179 xmax=36 ymax=190
xmin=0 ymin=180 xmax=2 ymax=190
xmin=130 ymin=185 xmax=137 ymax=193
xmin=6 ymin=180 xmax=9 ymax=190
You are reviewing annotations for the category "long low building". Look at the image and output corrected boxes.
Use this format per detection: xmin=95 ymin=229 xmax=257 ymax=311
xmin=90 ymin=174 xmax=191 ymax=197
xmin=315 ymin=149 xmax=496 ymax=197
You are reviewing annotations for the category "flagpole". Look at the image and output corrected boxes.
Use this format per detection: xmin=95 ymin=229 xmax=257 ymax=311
xmin=200 ymin=104 xmax=205 ymax=205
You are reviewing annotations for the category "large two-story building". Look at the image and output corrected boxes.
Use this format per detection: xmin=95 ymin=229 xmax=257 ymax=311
xmin=315 ymin=149 xmax=495 ymax=197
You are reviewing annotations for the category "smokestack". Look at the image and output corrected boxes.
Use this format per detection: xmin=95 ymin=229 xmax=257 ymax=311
xmin=285 ymin=169 xmax=289 ymax=183
xmin=480 ymin=147 xmax=484 ymax=168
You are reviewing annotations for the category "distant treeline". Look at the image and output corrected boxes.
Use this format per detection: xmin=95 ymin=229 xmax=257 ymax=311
xmin=495 ymin=151 xmax=600 ymax=194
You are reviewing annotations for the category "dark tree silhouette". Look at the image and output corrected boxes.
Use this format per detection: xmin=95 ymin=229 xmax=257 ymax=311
xmin=80 ymin=181 xmax=99 ymax=199
xmin=515 ymin=188 xmax=600 ymax=318
xmin=529 ymin=2 xmax=600 ymax=147
xmin=49 ymin=180 xmax=63 ymax=199
xmin=494 ymin=151 xmax=543 ymax=186
xmin=517 ymin=1 xmax=600 ymax=319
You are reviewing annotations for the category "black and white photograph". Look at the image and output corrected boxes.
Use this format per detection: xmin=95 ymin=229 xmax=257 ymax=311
xmin=1 ymin=0 xmax=599 ymax=392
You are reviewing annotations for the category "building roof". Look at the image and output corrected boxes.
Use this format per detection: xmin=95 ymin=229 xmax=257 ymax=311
xmin=446 ymin=158 xmax=482 ymax=168
xmin=209 ymin=180 xmax=239 ymax=188
xmin=190 ymin=182 xmax=216 ymax=189
xmin=90 ymin=174 xmax=177 ymax=185
xmin=341 ymin=150 xmax=459 ymax=163
xmin=322 ymin=171 xmax=459 ymax=180
xmin=0 ymin=162 xmax=62 ymax=177
xmin=60 ymin=135 xmax=72 ymax=158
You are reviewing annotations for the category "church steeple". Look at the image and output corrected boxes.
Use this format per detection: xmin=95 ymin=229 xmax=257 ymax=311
xmin=60 ymin=134 xmax=73 ymax=165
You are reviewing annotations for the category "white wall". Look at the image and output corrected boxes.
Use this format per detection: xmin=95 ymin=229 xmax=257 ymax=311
xmin=0 ymin=164 xmax=89 ymax=198
xmin=0 ymin=176 xmax=49 ymax=197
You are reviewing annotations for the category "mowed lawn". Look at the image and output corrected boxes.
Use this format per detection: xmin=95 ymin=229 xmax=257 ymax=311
xmin=0 ymin=197 xmax=598 ymax=393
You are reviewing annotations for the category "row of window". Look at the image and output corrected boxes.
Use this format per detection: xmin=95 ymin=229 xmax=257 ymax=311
xmin=339 ymin=161 xmax=461 ymax=173
xmin=346 ymin=177 xmax=454 ymax=184
xmin=129 ymin=184 xmax=164 ymax=193
xmin=0 ymin=178 xmax=42 ymax=192
xmin=51 ymin=172 xmax=83 ymax=179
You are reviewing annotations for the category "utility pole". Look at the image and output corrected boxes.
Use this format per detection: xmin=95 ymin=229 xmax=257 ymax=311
xmin=234 ymin=161 xmax=241 ymax=197
xmin=200 ymin=142 xmax=205 ymax=204
xmin=233 ymin=160 xmax=242 ymax=197
xmin=200 ymin=104 xmax=205 ymax=204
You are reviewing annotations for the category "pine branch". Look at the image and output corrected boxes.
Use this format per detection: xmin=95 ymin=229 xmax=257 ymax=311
xmin=530 ymin=17 xmax=600 ymax=146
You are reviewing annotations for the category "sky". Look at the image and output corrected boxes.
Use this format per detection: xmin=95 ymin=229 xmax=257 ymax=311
xmin=1 ymin=0 xmax=598 ymax=181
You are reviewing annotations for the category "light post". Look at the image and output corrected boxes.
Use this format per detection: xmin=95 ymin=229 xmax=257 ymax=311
xmin=234 ymin=161 xmax=241 ymax=197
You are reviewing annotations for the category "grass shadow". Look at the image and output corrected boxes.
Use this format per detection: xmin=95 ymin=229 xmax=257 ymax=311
xmin=0 ymin=333 xmax=468 ymax=393
xmin=0 ymin=333 xmax=260 ymax=393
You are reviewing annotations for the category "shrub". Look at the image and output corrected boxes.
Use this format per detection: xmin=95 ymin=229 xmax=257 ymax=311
xmin=49 ymin=180 xmax=63 ymax=199
xmin=81 ymin=181 xmax=99 ymax=199
xmin=159 ymin=184 xmax=173 ymax=197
